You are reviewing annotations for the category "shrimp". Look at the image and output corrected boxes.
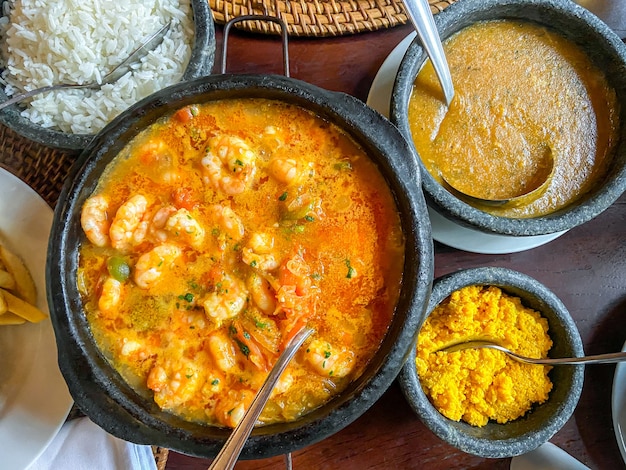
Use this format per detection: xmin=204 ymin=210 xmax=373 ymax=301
xmin=242 ymin=232 xmax=279 ymax=272
xmin=214 ymin=388 xmax=255 ymax=427
xmin=304 ymin=339 xmax=355 ymax=378
xmin=270 ymin=369 xmax=294 ymax=397
xmin=210 ymin=204 xmax=245 ymax=242
xmin=165 ymin=208 xmax=206 ymax=250
xmin=120 ymin=338 xmax=145 ymax=358
xmin=129 ymin=205 xmax=179 ymax=246
xmin=201 ymin=273 xmax=248 ymax=324
xmin=201 ymin=135 xmax=257 ymax=195
xmin=109 ymin=194 xmax=149 ymax=253
xmin=247 ymin=272 xmax=277 ymax=315
xmin=98 ymin=276 xmax=123 ymax=313
xmin=268 ymin=157 xmax=312 ymax=186
xmin=182 ymin=310 xmax=207 ymax=330
xmin=207 ymin=330 xmax=238 ymax=373
xmin=137 ymin=139 xmax=181 ymax=185
xmin=147 ymin=354 xmax=207 ymax=410
xmin=261 ymin=125 xmax=284 ymax=152
xmin=148 ymin=205 xmax=177 ymax=243
xmin=134 ymin=243 xmax=181 ymax=289
xmin=81 ymin=194 xmax=110 ymax=247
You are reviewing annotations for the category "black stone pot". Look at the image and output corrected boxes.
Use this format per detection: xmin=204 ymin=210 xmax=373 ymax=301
xmin=0 ymin=0 xmax=216 ymax=151
xmin=46 ymin=73 xmax=435 ymax=459
xmin=391 ymin=0 xmax=626 ymax=237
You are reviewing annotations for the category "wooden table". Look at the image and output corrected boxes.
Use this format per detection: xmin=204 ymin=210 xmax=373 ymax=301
xmin=164 ymin=21 xmax=626 ymax=470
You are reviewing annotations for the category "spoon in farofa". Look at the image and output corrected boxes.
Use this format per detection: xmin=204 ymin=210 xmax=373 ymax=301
xmin=439 ymin=340 xmax=626 ymax=365
xmin=209 ymin=326 xmax=315 ymax=470
xmin=0 ymin=21 xmax=172 ymax=111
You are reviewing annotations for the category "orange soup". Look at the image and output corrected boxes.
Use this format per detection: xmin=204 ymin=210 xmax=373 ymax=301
xmin=408 ymin=20 xmax=619 ymax=217
xmin=77 ymin=98 xmax=405 ymax=427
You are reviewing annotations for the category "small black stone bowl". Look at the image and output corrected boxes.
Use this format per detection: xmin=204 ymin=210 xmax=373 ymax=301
xmin=398 ymin=267 xmax=584 ymax=458
xmin=0 ymin=0 xmax=215 ymax=151
xmin=391 ymin=0 xmax=626 ymax=237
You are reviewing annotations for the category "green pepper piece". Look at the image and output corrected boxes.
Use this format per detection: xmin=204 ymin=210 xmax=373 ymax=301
xmin=107 ymin=256 xmax=130 ymax=282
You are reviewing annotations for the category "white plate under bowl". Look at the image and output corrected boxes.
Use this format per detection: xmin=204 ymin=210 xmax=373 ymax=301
xmin=367 ymin=33 xmax=567 ymax=254
xmin=612 ymin=339 xmax=626 ymax=464
xmin=0 ymin=168 xmax=73 ymax=470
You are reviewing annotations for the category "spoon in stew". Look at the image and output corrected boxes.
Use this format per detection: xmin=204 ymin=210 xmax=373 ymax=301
xmin=438 ymin=340 xmax=626 ymax=365
xmin=440 ymin=146 xmax=555 ymax=208
xmin=209 ymin=326 xmax=315 ymax=470
xmin=0 ymin=21 xmax=172 ymax=111
xmin=402 ymin=0 xmax=454 ymax=106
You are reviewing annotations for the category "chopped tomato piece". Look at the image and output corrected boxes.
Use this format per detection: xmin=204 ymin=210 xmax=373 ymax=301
xmin=172 ymin=187 xmax=198 ymax=210
xmin=173 ymin=106 xmax=195 ymax=123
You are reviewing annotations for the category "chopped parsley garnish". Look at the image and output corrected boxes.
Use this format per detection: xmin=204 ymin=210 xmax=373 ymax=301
xmin=178 ymin=293 xmax=194 ymax=303
xmin=333 ymin=161 xmax=353 ymax=171
xmin=345 ymin=259 xmax=356 ymax=279
xmin=237 ymin=341 xmax=250 ymax=357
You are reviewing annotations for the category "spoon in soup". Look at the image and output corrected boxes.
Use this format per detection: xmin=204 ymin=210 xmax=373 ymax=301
xmin=402 ymin=0 xmax=454 ymax=106
xmin=438 ymin=340 xmax=626 ymax=365
xmin=209 ymin=326 xmax=315 ymax=470
xmin=0 ymin=21 xmax=172 ymax=111
xmin=440 ymin=146 xmax=555 ymax=208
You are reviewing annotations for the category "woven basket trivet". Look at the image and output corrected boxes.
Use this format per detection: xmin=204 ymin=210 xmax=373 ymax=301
xmin=0 ymin=124 xmax=78 ymax=208
xmin=209 ymin=0 xmax=458 ymax=36
xmin=152 ymin=446 xmax=170 ymax=470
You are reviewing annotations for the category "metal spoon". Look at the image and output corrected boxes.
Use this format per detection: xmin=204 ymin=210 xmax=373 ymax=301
xmin=441 ymin=146 xmax=555 ymax=208
xmin=209 ymin=326 xmax=315 ymax=470
xmin=438 ymin=340 xmax=626 ymax=365
xmin=0 ymin=21 xmax=172 ymax=111
xmin=402 ymin=0 xmax=454 ymax=106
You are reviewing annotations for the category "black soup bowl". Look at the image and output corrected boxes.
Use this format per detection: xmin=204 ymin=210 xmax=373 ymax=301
xmin=390 ymin=0 xmax=626 ymax=237
xmin=46 ymin=73 xmax=435 ymax=459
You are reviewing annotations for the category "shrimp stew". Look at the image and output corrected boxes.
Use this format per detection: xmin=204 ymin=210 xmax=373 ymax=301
xmin=77 ymin=98 xmax=405 ymax=427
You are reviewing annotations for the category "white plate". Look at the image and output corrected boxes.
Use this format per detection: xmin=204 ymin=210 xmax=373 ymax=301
xmin=612 ymin=340 xmax=626 ymax=464
xmin=366 ymin=33 xmax=567 ymax=254
xmin=0 ymin=168 xmax=73 ymax=470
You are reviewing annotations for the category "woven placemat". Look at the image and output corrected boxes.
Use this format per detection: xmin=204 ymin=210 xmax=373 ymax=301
xmin=0 ymin=124 xmax=78 ymax=208
xmin=209 ymin=0 xmax=458 ymax=36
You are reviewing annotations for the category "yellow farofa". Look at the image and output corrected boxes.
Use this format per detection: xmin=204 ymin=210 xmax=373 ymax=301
xmin=416 ymin=285 xmax=553 ymax=427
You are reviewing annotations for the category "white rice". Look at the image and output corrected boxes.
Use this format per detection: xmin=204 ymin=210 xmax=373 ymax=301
xmin=0 ymin=0 xmax=194 ymax=135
